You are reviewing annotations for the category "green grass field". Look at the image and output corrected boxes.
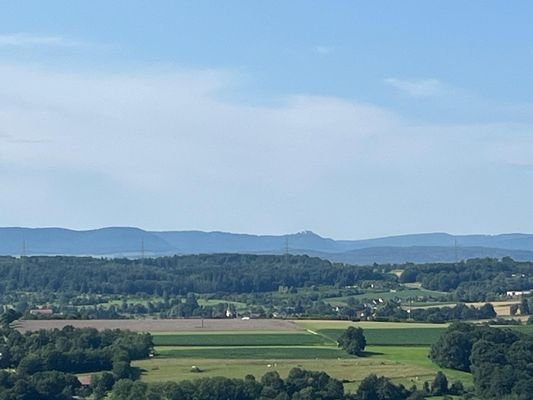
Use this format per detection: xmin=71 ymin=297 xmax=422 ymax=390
xmin=319 ymin=328 xmax=447 ymax=346
xmin=196 ymin=299 xmax=248 ymax=310
xmin=325 ymin=287 xmax=448 ymax=306
xmin=153 ymin=332 xmax=330 ymax=346
xmin=498 ymin=324 xmax=533 ymax=334
xmin=134 ymin=355 xmax=439 ymax=392
xmin=366 ymin=346 xmax=472 ymax=386
xmin=155 ymin=346 xmax=347 ymax=359
xmin=131 ymin=321 xmax=479 ymax=393
xmin=134 ymin=343 xmax=472 ymax=392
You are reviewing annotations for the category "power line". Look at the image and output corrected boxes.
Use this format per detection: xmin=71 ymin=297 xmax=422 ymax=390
xmin=284 ymin=236 xmax=290 ymax=269
xmin=454 ymin=238 xmax=458 ymax=263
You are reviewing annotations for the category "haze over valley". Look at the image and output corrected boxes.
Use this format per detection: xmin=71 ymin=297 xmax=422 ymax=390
xmin=3 ymin=226 xmax=533 ymax=264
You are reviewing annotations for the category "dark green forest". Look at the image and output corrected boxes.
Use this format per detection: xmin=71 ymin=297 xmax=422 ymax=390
xmin=0 ymin=254 xmax=386 ymax=295
xmin=399 ymin=257 xmax=533 ymax=301
xmin=0 ymin=323 xmax=153 ymax=399
xmin=1 ymin=255 xmax=531 ymax=300
xmin=430 ymin=323 xmax=533 ymax=399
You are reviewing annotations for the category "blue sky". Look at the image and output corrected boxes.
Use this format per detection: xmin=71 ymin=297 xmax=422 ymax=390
xmin=1 ymin=1 xmax=533 ymax=238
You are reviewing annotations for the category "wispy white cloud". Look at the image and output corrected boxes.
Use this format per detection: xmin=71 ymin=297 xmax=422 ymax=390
xmin=0 ymin=33 xmax=83 ymax=47
xmin=1 ymin=64 xmax=532 ymax=235
xmin=384 ymin=77 xmax=445 ymax=98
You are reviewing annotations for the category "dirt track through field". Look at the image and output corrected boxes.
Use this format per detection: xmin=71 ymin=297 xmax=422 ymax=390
xmin=14 ymin=319 xmax=302 ymax=333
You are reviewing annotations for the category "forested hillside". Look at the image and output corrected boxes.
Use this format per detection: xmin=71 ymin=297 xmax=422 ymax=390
xmin=0 ymin=254 xmax=386 ymax=295
xmin=400 ymin=257 xmax=533 ymax=301
xmin=0 ymin=254 xmax=531 ymax=322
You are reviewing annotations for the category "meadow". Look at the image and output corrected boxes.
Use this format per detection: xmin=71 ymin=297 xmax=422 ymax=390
xmin=324 ymin=287 xmax=449 ymax=306
xmin=134 ymin=319 xmax=475 ymax=393
xmin=134 ymin=352 xmax=445 ymax=392
xmin=19 ymin=316 xmax=528 ymax=392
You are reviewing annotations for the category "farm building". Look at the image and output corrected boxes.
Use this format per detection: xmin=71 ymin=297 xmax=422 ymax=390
xmin=29 ymin=308 xmax=53 ymax=316
xmin=506 ymin=290 xmax=532 ymax=297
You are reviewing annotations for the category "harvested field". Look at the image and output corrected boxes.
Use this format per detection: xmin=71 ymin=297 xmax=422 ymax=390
xmin=14 ymin=318 xmax=302 ymax=333
xmin=466 ymin=301 xmax=519 ymax=316
xmin=296 ymin=320 xmax=450 ymax=330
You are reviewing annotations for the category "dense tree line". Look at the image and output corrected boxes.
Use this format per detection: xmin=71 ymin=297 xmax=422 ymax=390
xmin=110 ymin=369 xmax=343 ymax=400
xmin=2 ymin=255 xmax=531 ymax=302
xmin=106 ymin=368 xmax=443 ymax=400
xmin=374 ymin=301 xmax=496 ymax=323
xmin=400 ymin=257 xmax=533 ymax=301
xmin=0 ymin=321 xmax=153 ymax=399
xmin=0 ymin=325 xmax=152 ymax=376
xmin=0 ymin=370 xmax=82 ymax=400
xmin=430 ymin=323 xmax=533 ymax=399
xmin=0 ymin=254 xmax=389 ymax=297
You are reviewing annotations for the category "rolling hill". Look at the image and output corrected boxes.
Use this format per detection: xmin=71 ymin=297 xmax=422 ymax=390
xmin=2 ymin=227 xmax=533 ymax=264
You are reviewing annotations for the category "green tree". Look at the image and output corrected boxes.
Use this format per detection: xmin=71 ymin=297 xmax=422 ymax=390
xmin=337 ymin=327 xmax=366 ymax=356
xmin=356 ymin=374 xmax=409 ymax=400
xmin=519 ymin=297 xmax=530 ymax=315
xmin=17 ymin=354 xmax=44 ymax=375
xmin=430 ymin=326 xmax=473 ymax=371
xmin=449 ymin=380 xmax=464 ymax=395
xmin=0 ymin=309 xmax=22 ymax=326
xmin=92 ymin=372 xmax=115 ymax=399
xmin=431 ymin=371 xmax=448 ymax=396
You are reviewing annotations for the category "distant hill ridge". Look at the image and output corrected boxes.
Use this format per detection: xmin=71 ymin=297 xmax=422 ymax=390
xmin=2 ymin=227 xmax=533 ymax=264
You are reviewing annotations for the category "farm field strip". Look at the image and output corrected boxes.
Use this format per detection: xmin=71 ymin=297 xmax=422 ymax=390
xmin=295 ymin=320 xmax=450 ymax=330
xmin=155 ymin=345 xmax=348 ymax=359
xmin=153 ymin=326 xmax=453 ymax=348
xmin=324 ymin=288 xmax=449 ymax=305
xmin=133 ymin=353 xmax=439 ymax=388
xmin=318 ymin=328 xmax=447 ymax=346
xmin=153 ymin=330 xmax=308 ymax=335
xmin=494 ymin=324 xmax=533 ymax=334
xmin=127 ymin=319 xmax=478 ymax=391
xmin=367 ymin=346 xmax=472 ymax=385
xmin=153 ymin=332 xmax=329 ymax=346
xmin=196 ymin=299 xmax=248 ymax=309
xmin=134 ymin=345 xmax=469 ymax=392
xmin=14 ymin=318 xmax=302 ymax=333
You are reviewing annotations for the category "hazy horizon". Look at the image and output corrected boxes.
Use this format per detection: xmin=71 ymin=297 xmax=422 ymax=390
xmin=2 ymin=225 xmax=533 ymax=242
xmin=2 ymin=2 xmax=533 ymax=238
